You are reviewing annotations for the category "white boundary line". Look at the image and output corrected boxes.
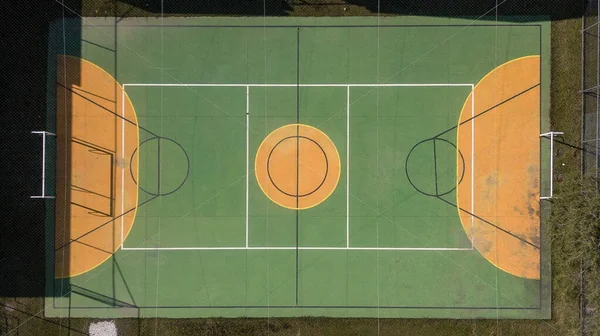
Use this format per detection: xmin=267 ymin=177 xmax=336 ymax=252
xmin=120 ymin=83 xmax=475 ymax=252
xmin=122 ymin=246 xmax=473 ymax=251
xmin=124 ymin=83 xmax=474 ymax=88
xmin=346 ymin=85 xmax=350 ymax=248
xmin=121 ymin=88 xmax=126 ymax=249
xmin=245 ymin=85 xmax=250 ymax=248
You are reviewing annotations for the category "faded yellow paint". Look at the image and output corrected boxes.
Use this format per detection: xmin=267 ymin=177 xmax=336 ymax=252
xmin=55 ymin=55 xmax=138 ymax=278
xmin=255 ymin=124 xmax=341 ymax=210
xmin=457 ymin=56 xmax=540 ymax=279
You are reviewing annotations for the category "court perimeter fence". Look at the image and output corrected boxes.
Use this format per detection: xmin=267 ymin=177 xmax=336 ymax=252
xmin=0 ymin=1 xmax=589 ymax=335
xmin=583 ymin=0 xmax=600 ymax=187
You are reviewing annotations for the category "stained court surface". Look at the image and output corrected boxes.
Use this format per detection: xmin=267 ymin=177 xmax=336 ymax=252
xmin=45 ymin=16 xmax=550 ymax=318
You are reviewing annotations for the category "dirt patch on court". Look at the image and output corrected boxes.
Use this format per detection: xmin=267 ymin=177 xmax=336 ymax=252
xmin=457 ymin=56 xmax=541 ymax=279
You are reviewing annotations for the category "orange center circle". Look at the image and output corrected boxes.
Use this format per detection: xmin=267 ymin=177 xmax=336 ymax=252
xmin=255 ymin=124 xmax=341 ymax=210
xmin=267 ymin=136 xmax=328 ymax=197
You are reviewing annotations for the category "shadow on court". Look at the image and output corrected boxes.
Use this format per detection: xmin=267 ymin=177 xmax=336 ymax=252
xmin=345 ymin=0 xmax=582 ymax=21
xmin=116 ymin=0 xmax=583 ymax=21
xmin=0 ymin=1 xmax=82 ymax=298
xmin=0 ymin=0 xmax=580 ymax=334
xmin=120 ymin=0 xmax=293 ymax=16
xmin=0 ymin=0 xmax=583 ymax=301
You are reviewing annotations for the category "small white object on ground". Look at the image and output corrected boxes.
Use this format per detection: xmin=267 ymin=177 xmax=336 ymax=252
xmin=89 ymin=321 xmax=117 ymax=336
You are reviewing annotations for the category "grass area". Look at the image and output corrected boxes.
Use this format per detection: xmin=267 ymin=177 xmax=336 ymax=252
xmin=0 ymin=2 xmax=588 ymax=336
xmin=549 ymin=174 xmax=600 ymax=336
xmin=546 ymin=17 xmax=585 ymax=336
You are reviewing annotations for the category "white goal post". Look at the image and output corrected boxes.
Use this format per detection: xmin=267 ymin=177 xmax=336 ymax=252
xmin=540 ymin=131 xmax=564 ymax=200
xmin=31 ymin=131 xmax=56 ymax=199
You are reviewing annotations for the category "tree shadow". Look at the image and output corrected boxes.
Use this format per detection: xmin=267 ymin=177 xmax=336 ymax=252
xmin=344 ymin=0 xmax=583 ymax=21
xmin=0 ymin=1 xmax=82 ymax=297
xmin=0 ymin=2 xmax=583 ymax=336
xmin=122 ymin=0 xmax=292 ymax=16
xmin=117 ymin=0 xmax=583 ymax=20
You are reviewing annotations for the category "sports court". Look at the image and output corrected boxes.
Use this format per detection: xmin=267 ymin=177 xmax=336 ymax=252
xmin=44 ymin=16 xmax=551 ymax=318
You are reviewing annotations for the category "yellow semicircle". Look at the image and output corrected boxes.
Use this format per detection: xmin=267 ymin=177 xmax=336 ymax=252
xmin=457 ymin=55 xmax=541 ymax=280
xmin=55 ymin=55 xmax=139 ymax=278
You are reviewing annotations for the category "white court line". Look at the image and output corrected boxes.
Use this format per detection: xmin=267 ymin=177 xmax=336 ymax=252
xmin=346 ymin=85 xmax=350 ymax=248
xmin=124 ymin=83 xmax=474 ymax=88
xmin=121 ymin=246 xmax=473 ymax=251
xmin=120 ymin=87 xmax=125 ymax=249
xmin=245 ymin=85 xmax=250 ymax=248
xmin=120 ymin=84 xmax=475 ymax=251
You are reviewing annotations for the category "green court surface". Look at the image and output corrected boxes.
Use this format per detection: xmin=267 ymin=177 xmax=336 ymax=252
xmin=46 ymin=16 xmax=551 ymax=318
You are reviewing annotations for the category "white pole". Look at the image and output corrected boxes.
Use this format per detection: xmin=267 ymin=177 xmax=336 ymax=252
xmin=31 ymin=131 xmax=55 ymax=199
xmin=549 ymin=132 xmax=554 ymax=198
xmin=540 ymin=131 xmax=563 ymax=200
xmin=41 ymin=131 xmax=46 ymax=198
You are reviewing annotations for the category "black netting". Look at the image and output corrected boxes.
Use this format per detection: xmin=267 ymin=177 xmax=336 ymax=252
xmin=0 ymin=1 xmax=585 ymax=335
